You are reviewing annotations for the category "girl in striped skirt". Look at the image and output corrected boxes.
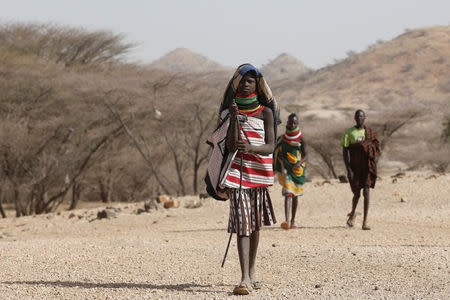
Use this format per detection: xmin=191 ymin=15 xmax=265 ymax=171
xmin=219 ymin=64 xmax=277 ymax=295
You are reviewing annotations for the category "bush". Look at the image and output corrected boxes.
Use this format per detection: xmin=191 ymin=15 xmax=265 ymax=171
xmin=438 ymin=79 xmax=450 ymax=93
xmin=443 ymin=116 xmax=450 ymax=143
xmin=0 ymin=22 xmax=133 ymax=67
xmin=357 ymin=65 xmax=373 ymax=74
xmin=399 ymin=64 xmax=414 ymax=73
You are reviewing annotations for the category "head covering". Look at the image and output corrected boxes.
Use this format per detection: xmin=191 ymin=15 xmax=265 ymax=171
xmin=219 ymin=63 xmax=280 ymax=138
xmin=219 ymin=63 xmax=274 ymax=114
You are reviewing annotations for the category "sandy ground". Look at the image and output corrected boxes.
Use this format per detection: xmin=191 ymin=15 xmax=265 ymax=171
xmin=0 ymin=171 xmax=449 ymax=299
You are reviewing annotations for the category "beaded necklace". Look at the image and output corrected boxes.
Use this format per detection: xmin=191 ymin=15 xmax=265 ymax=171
xmin=235 ymin=93 xmax=264 ymax=117
xmin=283 ymin=126 xmax=302 ymax=143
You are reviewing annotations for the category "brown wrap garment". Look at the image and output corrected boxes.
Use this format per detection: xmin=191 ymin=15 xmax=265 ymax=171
xmin=347 ymin=125 xmax=380 ymax=193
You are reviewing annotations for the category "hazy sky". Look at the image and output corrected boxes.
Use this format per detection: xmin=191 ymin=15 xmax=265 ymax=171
xmin=0 ymin=0 xmax=448 ymax=69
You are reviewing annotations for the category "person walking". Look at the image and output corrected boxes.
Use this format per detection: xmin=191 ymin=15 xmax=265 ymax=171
xmin=274 ymin=113 xmax=307 ymax=230
xmin=342 ymin=109 xmax=380 ymax=230
xmin=206 ymin=64 xmax=279 ymax=295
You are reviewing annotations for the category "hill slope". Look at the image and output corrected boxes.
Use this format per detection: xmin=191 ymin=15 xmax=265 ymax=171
xmin=260 ymin=53 xmax=311 ymax=82
xmin=149 ymin=47 xmax=231 ymax=73
xmin=274 ymin=26 xmax=450 ymax=110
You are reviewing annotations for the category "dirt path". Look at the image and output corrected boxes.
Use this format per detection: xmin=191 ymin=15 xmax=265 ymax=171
xmin=0 ymin=172 xmax=449 ymax=299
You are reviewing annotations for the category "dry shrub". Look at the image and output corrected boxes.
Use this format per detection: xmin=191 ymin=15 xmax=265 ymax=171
xmin=399 ymin=64 xmax=414 ymax=73
xmin=414 ymin=73 xmax=427 ymax=81
xmin=0 ymin=22 xmax=133 ymax=67
xmin=296 ymin=71 xmax=313 ymax=82
xmin=357 ymin=65 xmax=373 ymax=74
xmin=310 ymin=76 xmax=326 ymax=85
xmin=104 ymin=71 xmax=224 ymax=197
xmin=369 ymin=75 xmax=385 ymax=83
xmin=442 ymin=116 xmax=450 ymax=143
xmin=346 ymin=50 xmax=357 ymax=58
xmin=0 ymin=23 xmax=158 ymax=215
xmin=390 ymin=51 xmax=408 ymax=60
xmin=432 ymin=57 xmax=445 ymax=64
xmin=301 ymin=120 xmax=347 ymax=179
xmin=284 ymin=103 xmax=307 ymax=114
xmin=371 ymin=105 xmax=426 ymax=151
xmin=438 ymin=78 xmax=450 ymax=93
xmin=421 ymin=144 xmax=450 ymax=172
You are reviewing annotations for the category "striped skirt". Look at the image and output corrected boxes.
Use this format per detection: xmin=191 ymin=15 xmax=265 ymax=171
xmin=227 ymin=187 xmax=276 ymax=236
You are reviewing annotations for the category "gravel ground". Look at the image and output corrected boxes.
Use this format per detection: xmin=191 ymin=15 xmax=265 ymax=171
xmin=0 ymin=171 xmax=449 ymax=299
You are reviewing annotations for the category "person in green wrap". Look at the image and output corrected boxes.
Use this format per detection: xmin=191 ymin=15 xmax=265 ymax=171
xmin=274 ymin=113 xmax=307 ymax=229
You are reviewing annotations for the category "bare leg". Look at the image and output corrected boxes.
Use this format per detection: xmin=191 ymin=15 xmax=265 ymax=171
xmin=249 ymin=231 xmax=259 ymax=283
xmin=237 ymin=236 xmax=251 ymax=285
xmin=284 ymin=195 xmax=291 ymax=222
xmin=347 ymin=190 xmax=360 ymax=227
xmin=291 ymin=196 xmax=298 ymax=227
xmin=362 ymin=186 xmax=370 ymax=230
xmin=281 ymin=195 xmax=291 ymax=229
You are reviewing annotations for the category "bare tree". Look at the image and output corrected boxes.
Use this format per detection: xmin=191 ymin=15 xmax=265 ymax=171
xmin=0 ymin=178 xmax=8 ymax=218
xmin=68 ymin=181 xmax=81 ymax=210
xmin=309 ymin=142 xmax=339 ymax=179
xmin=0 ymin=34 xmax=131 ymax=215
xmin=0 ymin=21 xmax=233 ymax=215
xmin=420 ymin=115 xmax=450 ymax=172
xmin=103 ymin=68 xmax=223 ymax=196
xmin=372 ymin=108 xmax=424 ymax=151
xmin=442 ymin=116 xmax=450 ymax=143
xmin=0 ymin=22 xmax=133 ymax=67
xmin=302 ymin=121 xmax=346 ymax=179
xmin=105 ymin=99 xmax=173 ymax=195
xmin=184 ymin=103 xmax=216 ymax=194
xmin=163 ymin=132 xmax=188 ymax=195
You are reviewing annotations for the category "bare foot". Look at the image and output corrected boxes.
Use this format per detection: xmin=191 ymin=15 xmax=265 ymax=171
xmin=249 ymin=271 xmax=261 ymax=290
xmin=251 ymin=280 xmax=262 ymax=290
xmin=346 ymin=213 xmax=356 ymax=227
xmin=362 ymin=223 xmax=371 ymax=230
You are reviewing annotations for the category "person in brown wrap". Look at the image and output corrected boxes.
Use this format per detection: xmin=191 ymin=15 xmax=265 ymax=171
xmin=341 ymin=110 xmax=380 ymax=230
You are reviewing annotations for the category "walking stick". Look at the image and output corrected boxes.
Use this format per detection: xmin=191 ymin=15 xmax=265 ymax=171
xmin=221 ymin=226 xmax=233 ymax=268
xmin=221 ymin=113 xmax=243 ymax=268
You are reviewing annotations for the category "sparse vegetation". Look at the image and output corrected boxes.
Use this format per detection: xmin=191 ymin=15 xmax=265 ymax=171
xmin=346 ymin=50 xmax=357 ymax=58
xmin=300 ymin=121 xmax=347 ymax=180
xmin=414 ymin=73 xmax=427 ymax=81
xmin=0 ymin=22 xmax=449 ymax=216
xmin=443 ymin=116 xmax=450 ymax=143
xmin=369 ymin=75 xmax=385 ymax=83
xmin=432 ymin=57 xmax=445 ymax=64
xmin=0 ymin=22 xmax=225 ymax=216
xmin=357 ymin=65 xmax=373 ymax=74
xmin=399 ymin=63 xmax=414 ymax=73
xmin=371 ymin=107 xmax=425 ymax=151
xmin=438 ymin=79 xmax=450 ymax=93
xmin=0 ymin=23 xmax=133 ymax=68
xmin=284 ymin=104 xmax=307 ymax=114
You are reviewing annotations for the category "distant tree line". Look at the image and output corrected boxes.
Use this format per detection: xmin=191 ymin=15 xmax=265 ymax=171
xmin=0 ymin=22 xmax=223 ymax=217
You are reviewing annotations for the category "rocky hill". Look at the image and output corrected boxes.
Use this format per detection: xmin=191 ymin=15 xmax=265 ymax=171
xmin=260 ymin=53 xmax=311 ymax=82
xmin=273 ymin=26 xmax=450 ymax=112
xmin=148 ymin=47 xmax=231 ymax=73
